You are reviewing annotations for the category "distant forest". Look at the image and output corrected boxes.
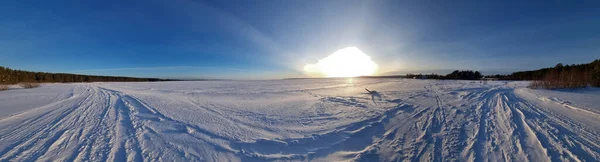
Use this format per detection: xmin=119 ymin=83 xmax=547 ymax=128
xmin=403 ymin=70 xmax=483 ymax=80
xmin=363 ymin=59 xmax=600 ymax=88
xmin=488 ymin=59 xmax=600 ymax=88
xmin=0 ymin=66 xmax=172 ymax=84
xmin=371 ymin=70 xmax=482 ymax=80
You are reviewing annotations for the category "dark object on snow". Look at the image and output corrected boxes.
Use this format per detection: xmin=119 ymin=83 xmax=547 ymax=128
xmin=365 ymin=88 xmax=375 ymax=93
xmin=365 ymin=88 xmax=382 ymax=104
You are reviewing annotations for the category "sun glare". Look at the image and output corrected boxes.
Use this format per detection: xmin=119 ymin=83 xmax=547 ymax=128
xmin=304 ymin=47 xmax=378 ymax=77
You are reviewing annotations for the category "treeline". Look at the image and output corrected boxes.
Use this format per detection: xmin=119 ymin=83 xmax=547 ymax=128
xmin=490 ymin=59 xmax=600 ymax=88
xmin=406 ymin=70 xmax=483 ymax=80
xmin=445 ymin=70 xmax=483 ymax=80
xmin=0 ymin=66 xmax=173 ymax=84
xmin=405 ymin=73 xmax=445 ymax=79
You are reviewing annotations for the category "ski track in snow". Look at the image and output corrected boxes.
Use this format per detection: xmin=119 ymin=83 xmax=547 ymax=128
xmin=1 ymin=79 xmax=600 ymax=162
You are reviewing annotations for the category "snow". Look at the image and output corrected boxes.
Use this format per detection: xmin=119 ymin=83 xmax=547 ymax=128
xmin=1 ymin=79 xmax=600 ymax=161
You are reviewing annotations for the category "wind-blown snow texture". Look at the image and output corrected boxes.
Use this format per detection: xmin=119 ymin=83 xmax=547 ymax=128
xmin=1 ymin=79 xmax=600 ymax=162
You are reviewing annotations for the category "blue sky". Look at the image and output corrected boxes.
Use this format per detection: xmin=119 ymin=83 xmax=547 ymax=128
xmin=1 ymin=0 xmax=599 ymax=79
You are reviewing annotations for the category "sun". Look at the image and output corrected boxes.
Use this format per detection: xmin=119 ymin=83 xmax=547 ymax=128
xmin=304 ymin=47 xmax=378 ymax=77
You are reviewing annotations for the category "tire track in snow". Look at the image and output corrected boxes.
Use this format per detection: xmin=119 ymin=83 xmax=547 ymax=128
xmin=69 ymin=86 xmax=115 ymax=162
xmin=509 ymin=90 xmax=600 ymax=161
xmin=95 ymin=86 xmax=239 ymax=161
xmin=500 ymin=93 xmax=550 ymax=161
xmin=231 ymin=103 xmax=416 ymax=161
xmin=0 ymin=85 xmax=110 ymax=161
xmin=106 ymin=89 xmax=144 ymax=162
xmin=413 ymin=84 xmax=447 ymax=162
xmin=465 ymin=88 xmax=552 ymax=161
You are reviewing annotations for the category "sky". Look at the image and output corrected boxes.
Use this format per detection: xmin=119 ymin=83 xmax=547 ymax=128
xmin=1 ymin=0 xmax=599 ymax=79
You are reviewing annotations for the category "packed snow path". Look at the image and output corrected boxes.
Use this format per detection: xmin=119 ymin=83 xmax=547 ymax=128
xmin=1 ymin=79 xmax=600 ymax=161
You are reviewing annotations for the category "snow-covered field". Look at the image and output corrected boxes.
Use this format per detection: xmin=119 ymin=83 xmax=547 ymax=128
xmin=1 ymin=79 xmax=600 ymax=161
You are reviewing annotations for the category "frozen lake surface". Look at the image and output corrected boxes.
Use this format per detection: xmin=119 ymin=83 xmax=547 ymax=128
xmin=1 ymin=78 xmax=600 ymax=161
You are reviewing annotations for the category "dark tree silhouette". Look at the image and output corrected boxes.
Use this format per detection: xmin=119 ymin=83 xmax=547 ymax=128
xmin=445 ymin=70 xmax=483 ymax=80
xmin=490 ymin=59 xmax=600 ymax=88
xmin=0 ymin=66 xmax=172 ymax=84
